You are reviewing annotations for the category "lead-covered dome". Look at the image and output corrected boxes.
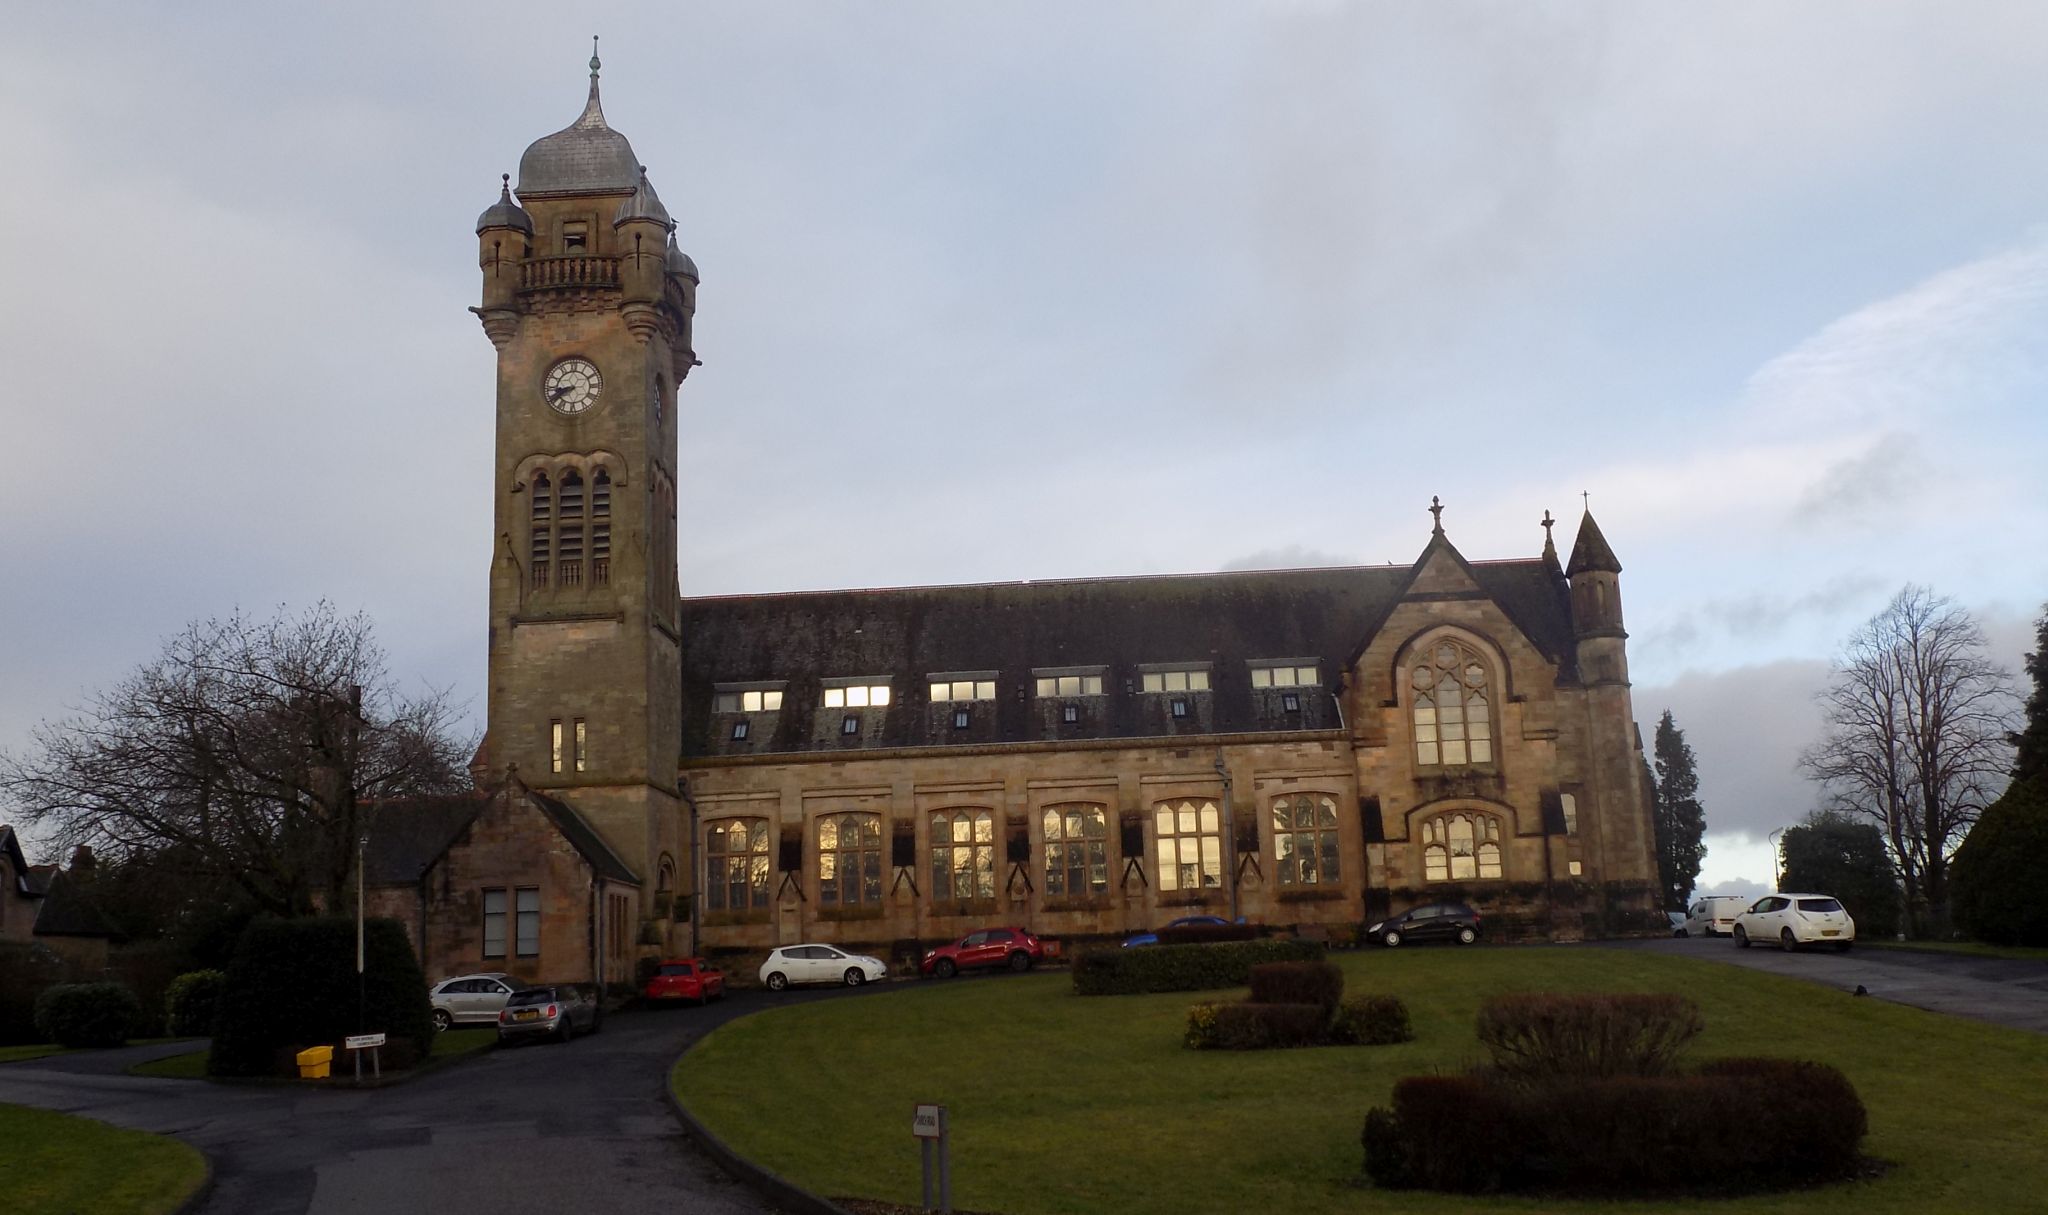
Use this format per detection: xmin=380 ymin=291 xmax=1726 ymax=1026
xmin=475 ymin=175 xmax=533 ymax=235
xmin=516 ymin=47 xmax=641 ymax=198
xmin=614 ymin=168 xmax=671 ymax=229
xmin=665 ymin=234 xmax=699 ymax=282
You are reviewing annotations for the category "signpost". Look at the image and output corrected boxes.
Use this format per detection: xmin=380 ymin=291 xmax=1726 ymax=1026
xmin=346 ymin=1032 xmax=386 ymax=1081
xmin=913 ymin=1103 xmax=950 ymax=1213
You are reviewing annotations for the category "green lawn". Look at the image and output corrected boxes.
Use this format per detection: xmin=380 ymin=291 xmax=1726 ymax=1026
xmin=128 ymin=1049 xmax=209 ymax=1079
xmin=0 ymin=1038 xmax=192 ymax=1066
xmin=432 ymin=1027 xmax=497 ymax=1059
xmin=674 ymin=947 xmax=2048 ymax=1214
xmin=1 ymin=1104 xmax=207 ymax=1215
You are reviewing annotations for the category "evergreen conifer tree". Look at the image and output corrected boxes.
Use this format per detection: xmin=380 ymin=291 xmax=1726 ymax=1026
xmin=2012 ymin=604 xmax=2048 ymax=785
xmin=1652 ymin=711 xmax=1708 ymax=912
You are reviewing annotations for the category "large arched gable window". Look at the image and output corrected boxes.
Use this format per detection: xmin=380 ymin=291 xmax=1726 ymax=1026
xmin=1410 ymin=635 xmax=1496 ymax=767
xmin=1420 ymin=811 xmax=1504 ymax=882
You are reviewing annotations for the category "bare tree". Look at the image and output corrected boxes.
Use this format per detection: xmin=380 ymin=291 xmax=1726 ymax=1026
xmin=1801 ymin=586 xmax=2016 ymax=933
xmin=1 ymin=603 xmax=473 ymax=917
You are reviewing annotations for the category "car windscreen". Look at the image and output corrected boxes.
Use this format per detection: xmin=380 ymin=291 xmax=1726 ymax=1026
xmin=1797 ymin=898 xmax=1844 ymax=913
xmin=505 ymin=988 xmax=554 ymax=1006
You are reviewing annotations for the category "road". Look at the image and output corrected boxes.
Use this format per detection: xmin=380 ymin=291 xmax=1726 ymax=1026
xmin=1599 ymin=937 xmax=2048 ymax=1033
xmin=0 ymin=984 xmax=891 ymax=1215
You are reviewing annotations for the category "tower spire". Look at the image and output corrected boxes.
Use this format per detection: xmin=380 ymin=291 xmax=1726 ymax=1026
xmin=579 ymin=36 xmax=606 ymax=127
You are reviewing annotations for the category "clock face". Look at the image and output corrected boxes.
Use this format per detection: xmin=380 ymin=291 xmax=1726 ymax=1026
xmin=542 ymin=358 xmax=603 ymax=414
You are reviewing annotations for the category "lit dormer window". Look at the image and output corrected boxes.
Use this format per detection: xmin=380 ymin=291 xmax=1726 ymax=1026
xmin=1141 ymin=667 xmax=1209 ymax=693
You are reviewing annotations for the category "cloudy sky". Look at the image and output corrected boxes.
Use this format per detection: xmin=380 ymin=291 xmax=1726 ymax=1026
xmin=3 ymin=2 xmax=2043 ymax=890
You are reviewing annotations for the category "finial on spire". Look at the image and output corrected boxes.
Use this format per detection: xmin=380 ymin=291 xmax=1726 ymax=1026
xmin=499 ymin=172 xmax=513 ymax=200
xmin=1541 ymin=509 xmax=1555 ymax=541
xmin=590 ymin=35 xmax=601 ymax=79
xmin=1581 ymin=490 xmax=1591 ymax=513
xmin=1428 ymin=495 xmax=1445 ymax=536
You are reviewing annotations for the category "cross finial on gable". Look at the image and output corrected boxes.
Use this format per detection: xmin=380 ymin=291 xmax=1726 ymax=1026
xmin=1581 ymin=490 xmax=1591 ymax=512
xmin=1541 ymin=509 xmax=1555 ymax=541
xmin=1428 ymin=495 xmax=1445 ymax=536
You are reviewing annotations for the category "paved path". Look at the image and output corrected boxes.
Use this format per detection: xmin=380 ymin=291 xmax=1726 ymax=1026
xmin=1599 ymin=937 xmax=2048 ymax=1033
xmin=0 ymin=984 xmax=895 ymax=1214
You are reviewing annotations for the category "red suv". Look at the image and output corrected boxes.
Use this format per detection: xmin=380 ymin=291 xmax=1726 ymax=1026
xmin=643 ymin=957 xmax=727 ymax=1004
xmin=921 ymin=927 xmax=1045 ymax=978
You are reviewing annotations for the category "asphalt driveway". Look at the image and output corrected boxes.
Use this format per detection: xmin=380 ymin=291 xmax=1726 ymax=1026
xmin=0 ymin=982 xmax=898 ymax=1214
xmin=1599 ymin=937 xmax=2048 ymax=1033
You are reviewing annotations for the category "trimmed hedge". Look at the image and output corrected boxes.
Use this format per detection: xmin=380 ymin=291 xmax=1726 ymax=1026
xmin=1363 ymin=1058 xmax=1867 ymax=1194
xmin=34 ymin=982 xmax=143 ymax=1049
xmin=1185 ymin=1002 xmax=1331 ymax=1050
xmin=165 ymin=969 xmax=226 ymax=1038
xmin=1073 ymin=938 xmax=1324 ymax=995
xmin=1248 ymin=960 xmax=1343 ymax=1010
xmin=1331 ymin=995 xmax=1413 ymax=1046
xmin=1475 ymin=992 xmax=1703 ymax=1079
xmin=210 ymin=917 xmax=433 ymax=1078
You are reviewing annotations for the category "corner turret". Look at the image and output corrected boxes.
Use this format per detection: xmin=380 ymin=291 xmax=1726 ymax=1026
xmin=1566 ymin=510 xmax=1627 ymax=684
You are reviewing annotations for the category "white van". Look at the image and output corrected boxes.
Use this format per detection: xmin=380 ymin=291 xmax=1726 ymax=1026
xmin=1680 ymin=895 xmax=1750 ymax=938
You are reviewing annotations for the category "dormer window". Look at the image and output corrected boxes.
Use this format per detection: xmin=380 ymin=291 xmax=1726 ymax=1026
xmin=730 ymin=720 xmax=750 ymax=741
xmin=952 ymin=708 xmax=971 ymax=730
xmin=1170 ymin=698 xmax=1190 ymax=719
xmin=1250 ymin=662 xmax=1318 ymax=688
xmin=841 ymin=715 xmax=861 ymax=736
xmin=1282 ymin=693 xmax=1302 ymax=713
xmin=714 ymin=688 xmax=784 ymax=713
xmin=1033 ymin=669 xmax=1105 ymax=697
xmin=1141 ymin=668 xmax=1210 ymax=693
xmin=823 ymin=682 xmax=891 ymax=708
xmin=929 ymin=676 xmax=997 ymax=702
xmin=1061 ymin=704 xmax=1080 ymax=724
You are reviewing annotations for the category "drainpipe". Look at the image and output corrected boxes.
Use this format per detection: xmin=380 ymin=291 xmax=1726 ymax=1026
xmin=1214 ymin=753 xmax=1240 ymax=923
xmin=680 ymin=776 xmax=700 ymax=953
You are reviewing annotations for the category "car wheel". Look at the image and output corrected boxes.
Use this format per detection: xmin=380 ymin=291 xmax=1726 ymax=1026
xmin=1381 ymin=930 xmax=1403 ymax=948
xmin=1008 ymin=951 xmax=1033 ymax=972
xmin=844 ymin=967 xmax=866 ymax=987
xmin=1734 ymin=926 xmax=1750 ymax=948
xmin=1781 ymin=928 xmax=1797 ymax=952
xmin=557 ymin=1018 xmax=573 ymax=1044
xmin=433 ymin=1009 xmax=452 ymax=1032
xmin=1455 ymin=927 xmax=1478 ymax=945
xmin=935 ymin=958 xmax=957 ymax=979
xmin=1674 ymin=927 xmax=1689 ymax=938
xmin=765 ymin=971 xmax=789 ymax=991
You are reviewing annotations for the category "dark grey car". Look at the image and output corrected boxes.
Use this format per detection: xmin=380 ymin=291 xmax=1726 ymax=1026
xmin=1366 ymin=901 xmax=1484 ymax=947
xmin=496 ymin=984 xmax=602 ymax=1044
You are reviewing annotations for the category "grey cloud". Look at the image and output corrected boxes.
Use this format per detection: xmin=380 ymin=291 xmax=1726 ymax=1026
xmin=1794 ymin=433 xmax=1929 ymax=526
xmin=1636 ymin=659 xmax=1833 ymax=839
xmin=1219 ymin=545 xmax=1360 ymax=572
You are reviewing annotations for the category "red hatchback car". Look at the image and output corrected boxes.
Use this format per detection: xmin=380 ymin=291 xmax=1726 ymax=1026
xmin=921 ymin=927 xmax=1045 ymax=978
xmin=643 ymin=957 xmax=726 ymax=1005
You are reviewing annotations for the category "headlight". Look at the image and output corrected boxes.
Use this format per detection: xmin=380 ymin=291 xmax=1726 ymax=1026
xmin=1366 ymin=922 xmax=1383 ymax=934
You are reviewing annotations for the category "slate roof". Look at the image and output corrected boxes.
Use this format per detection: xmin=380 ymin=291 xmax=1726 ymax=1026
xmin=529 ymin=793 xmax=639 ymax=884
xmin=30 ymin=869 xmax=118 ymax=939
xmin=1567 ymin=511 xmax=1622 ymax=576
xmin=678 ymin=556 xmax=1577 ymax=759
xmin=1 ymin=826 xmax=30 ymax=895
xmin=363 ymin=795 xmax=487 ymax=886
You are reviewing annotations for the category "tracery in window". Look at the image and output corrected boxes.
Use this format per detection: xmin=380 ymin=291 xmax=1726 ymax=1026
xmin=1420 ymin=812 xmax=1503 ymax=882
xmin=1154 ymin=799 xmax=1221 ymax=891
xmin=1273 ymin=794 xmax=1340 ymax=885
xmin=930 ymin=809 xmax=995 ymax=900
xmin=1411 ymin=638 xmax=1494 ymax=766
xmin=818 ymin=812 xmax=883 ymax=906
xmin=704 ymin=818 xmax=770 ymax=911
xmin=1043 ymin=803 xmax=1108 ymax=896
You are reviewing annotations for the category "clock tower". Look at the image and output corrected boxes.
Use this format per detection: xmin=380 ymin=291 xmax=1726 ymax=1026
xmin=473 ymin=44 xmax=697 ymax=925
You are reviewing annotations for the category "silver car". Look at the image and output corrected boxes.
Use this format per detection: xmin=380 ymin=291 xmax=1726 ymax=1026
xmin=496 ymin=984 xmax=602 ymax=1044
xmin=429 ymin=972 xmax=524 ymax=1031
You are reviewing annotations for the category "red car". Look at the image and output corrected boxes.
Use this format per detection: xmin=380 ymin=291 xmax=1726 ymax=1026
xmin=643 ymin=957 xmax=727 ymax=1004
xmin=921 ymin=927 xmax=1045 ymax=978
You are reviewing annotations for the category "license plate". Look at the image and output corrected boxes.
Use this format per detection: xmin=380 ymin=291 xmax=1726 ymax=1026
xmin=1821 ymin=930 xmax=1839 ymax=937
xmin=515 ymin=1009 xmax=538 ymax=1021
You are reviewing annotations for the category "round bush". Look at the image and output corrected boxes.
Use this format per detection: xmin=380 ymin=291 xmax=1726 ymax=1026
xmin=34 ymin=982 xmax=143 ymax=1049
xmin=164 ymin=969 xmax=227 ymax=1038
xmin=1951 ymin=779 xmax=2048 ymax=947
xmin=210 ymin=916 xmax=433 ymax=1078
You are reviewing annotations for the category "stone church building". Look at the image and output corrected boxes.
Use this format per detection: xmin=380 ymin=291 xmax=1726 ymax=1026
xmin=369 ymin=57 xmax=1661 ymax=986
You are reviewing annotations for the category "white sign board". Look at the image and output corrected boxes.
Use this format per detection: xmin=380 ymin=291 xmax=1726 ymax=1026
xmin=345 ymin=1033 xmax=387 ymax=1050
xmin=912 ymin=1103 xmax=944 ymax=1139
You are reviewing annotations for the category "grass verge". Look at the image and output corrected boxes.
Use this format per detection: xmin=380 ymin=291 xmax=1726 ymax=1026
xmin=129 ymin=1049 xmax=209 ymax=1079
xmin=0 ymin=1037 xmax=192 ymax=1067
xmin=129 ymin=1028 xmax=492 ymax=1081
xmin=1 ymin=1103 xmax=206 ymax=1215
xmin=1865 ymin=939 xmax=2048 ymax=963
xmin=675 ymin=947 xmax=2048 ymax=1214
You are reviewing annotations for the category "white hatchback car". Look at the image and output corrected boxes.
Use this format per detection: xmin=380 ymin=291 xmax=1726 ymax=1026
xmin=759 ymin=943 xmax=889 ymax=990
xmin=1732 ymin=894 xmax=1855 ymax=952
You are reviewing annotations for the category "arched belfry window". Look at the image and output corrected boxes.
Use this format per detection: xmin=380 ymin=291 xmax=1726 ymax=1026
xmin=556 ymin=470 xmax=585 ymax=587
xmin=1421 ymin=811 xmax=1503 ymax=882
xmin=529 ymin=472 xmax=553 ymax=588
xmin=1411 ymin=637 xmax=1494 ymax=767
xmin=591 ymin=468 xmax=612 ymax=586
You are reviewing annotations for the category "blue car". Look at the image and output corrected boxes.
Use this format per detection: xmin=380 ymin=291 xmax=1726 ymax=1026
xmin=1121 ymin=915 xmax=1237 ymax=948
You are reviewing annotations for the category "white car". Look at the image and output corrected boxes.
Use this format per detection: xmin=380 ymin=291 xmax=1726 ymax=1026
xmin=1680 ymin=895 xmax=1751 ymax=938
xmin=429 ymin=972 xmax=525 ymax=1030
xmin=1732 ymin=894 xmax=1855 ymax=952
xmin=759 ymin=943 xmax=889 ymax=990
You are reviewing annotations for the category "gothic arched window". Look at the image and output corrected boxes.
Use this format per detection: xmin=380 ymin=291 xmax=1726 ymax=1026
xmin=1420 ymin=812 xmax=1504 ymax=882
xmin=818 ymin=812 xmax=883 ymax=907
xmin=704 ymin=818 xmax=770 ymax=911
xmin=1273 ymin=794 xmax=1340 ymax=885
xmin=930 ymin=809 xmax=995 ymax=901
xmin=1043 ymin=804 xmax=1108 ymax=897
xmin=1154 ymin=799 xmax=1221 ymax=891
xmin=1411 ymin=637 xmax=1495 ymax=767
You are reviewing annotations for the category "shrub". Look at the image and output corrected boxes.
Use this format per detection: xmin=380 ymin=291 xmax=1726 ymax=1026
xmin=1475 ymin=992 xmax=1702 ymax=1079
xmin=1362 ymin=1059 xmax=1867 ymax=1195
xmin=164 ymin=969 xmax=227 ymax=1038
xmin=1185 ymin=1002 xmax=1331 ymax=1050
xmin=1331 ymin=995 xmax=1413 ymax=1045
xmin=34 ymin=982 xmax=143 ymax=1049
xmin=1247 ymin=960 xmax=1344 ymax=1010
xmin=210 ymin=917 xmax=433 ymax=1078
xmin=1951 ymin=778 xmax=2048 ymax=947
xmin=0 ymin=943 xmax=74 ymax=1045
xmin=1156 ymin=921 xmax=1261 ymax=946
xmin=1072 ymin=938 xmax=1324 ymax=995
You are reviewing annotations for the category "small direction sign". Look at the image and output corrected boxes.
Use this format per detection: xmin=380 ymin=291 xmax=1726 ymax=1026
xmin=912 ymin=1103 xmax=943 ymax=1139
xmin=345 ymin=1033 xmax=387 ymax=1050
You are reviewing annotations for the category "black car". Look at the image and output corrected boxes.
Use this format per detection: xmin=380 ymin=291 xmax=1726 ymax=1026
xmin=1366 ymin=902 xmax=1482 ymax=947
